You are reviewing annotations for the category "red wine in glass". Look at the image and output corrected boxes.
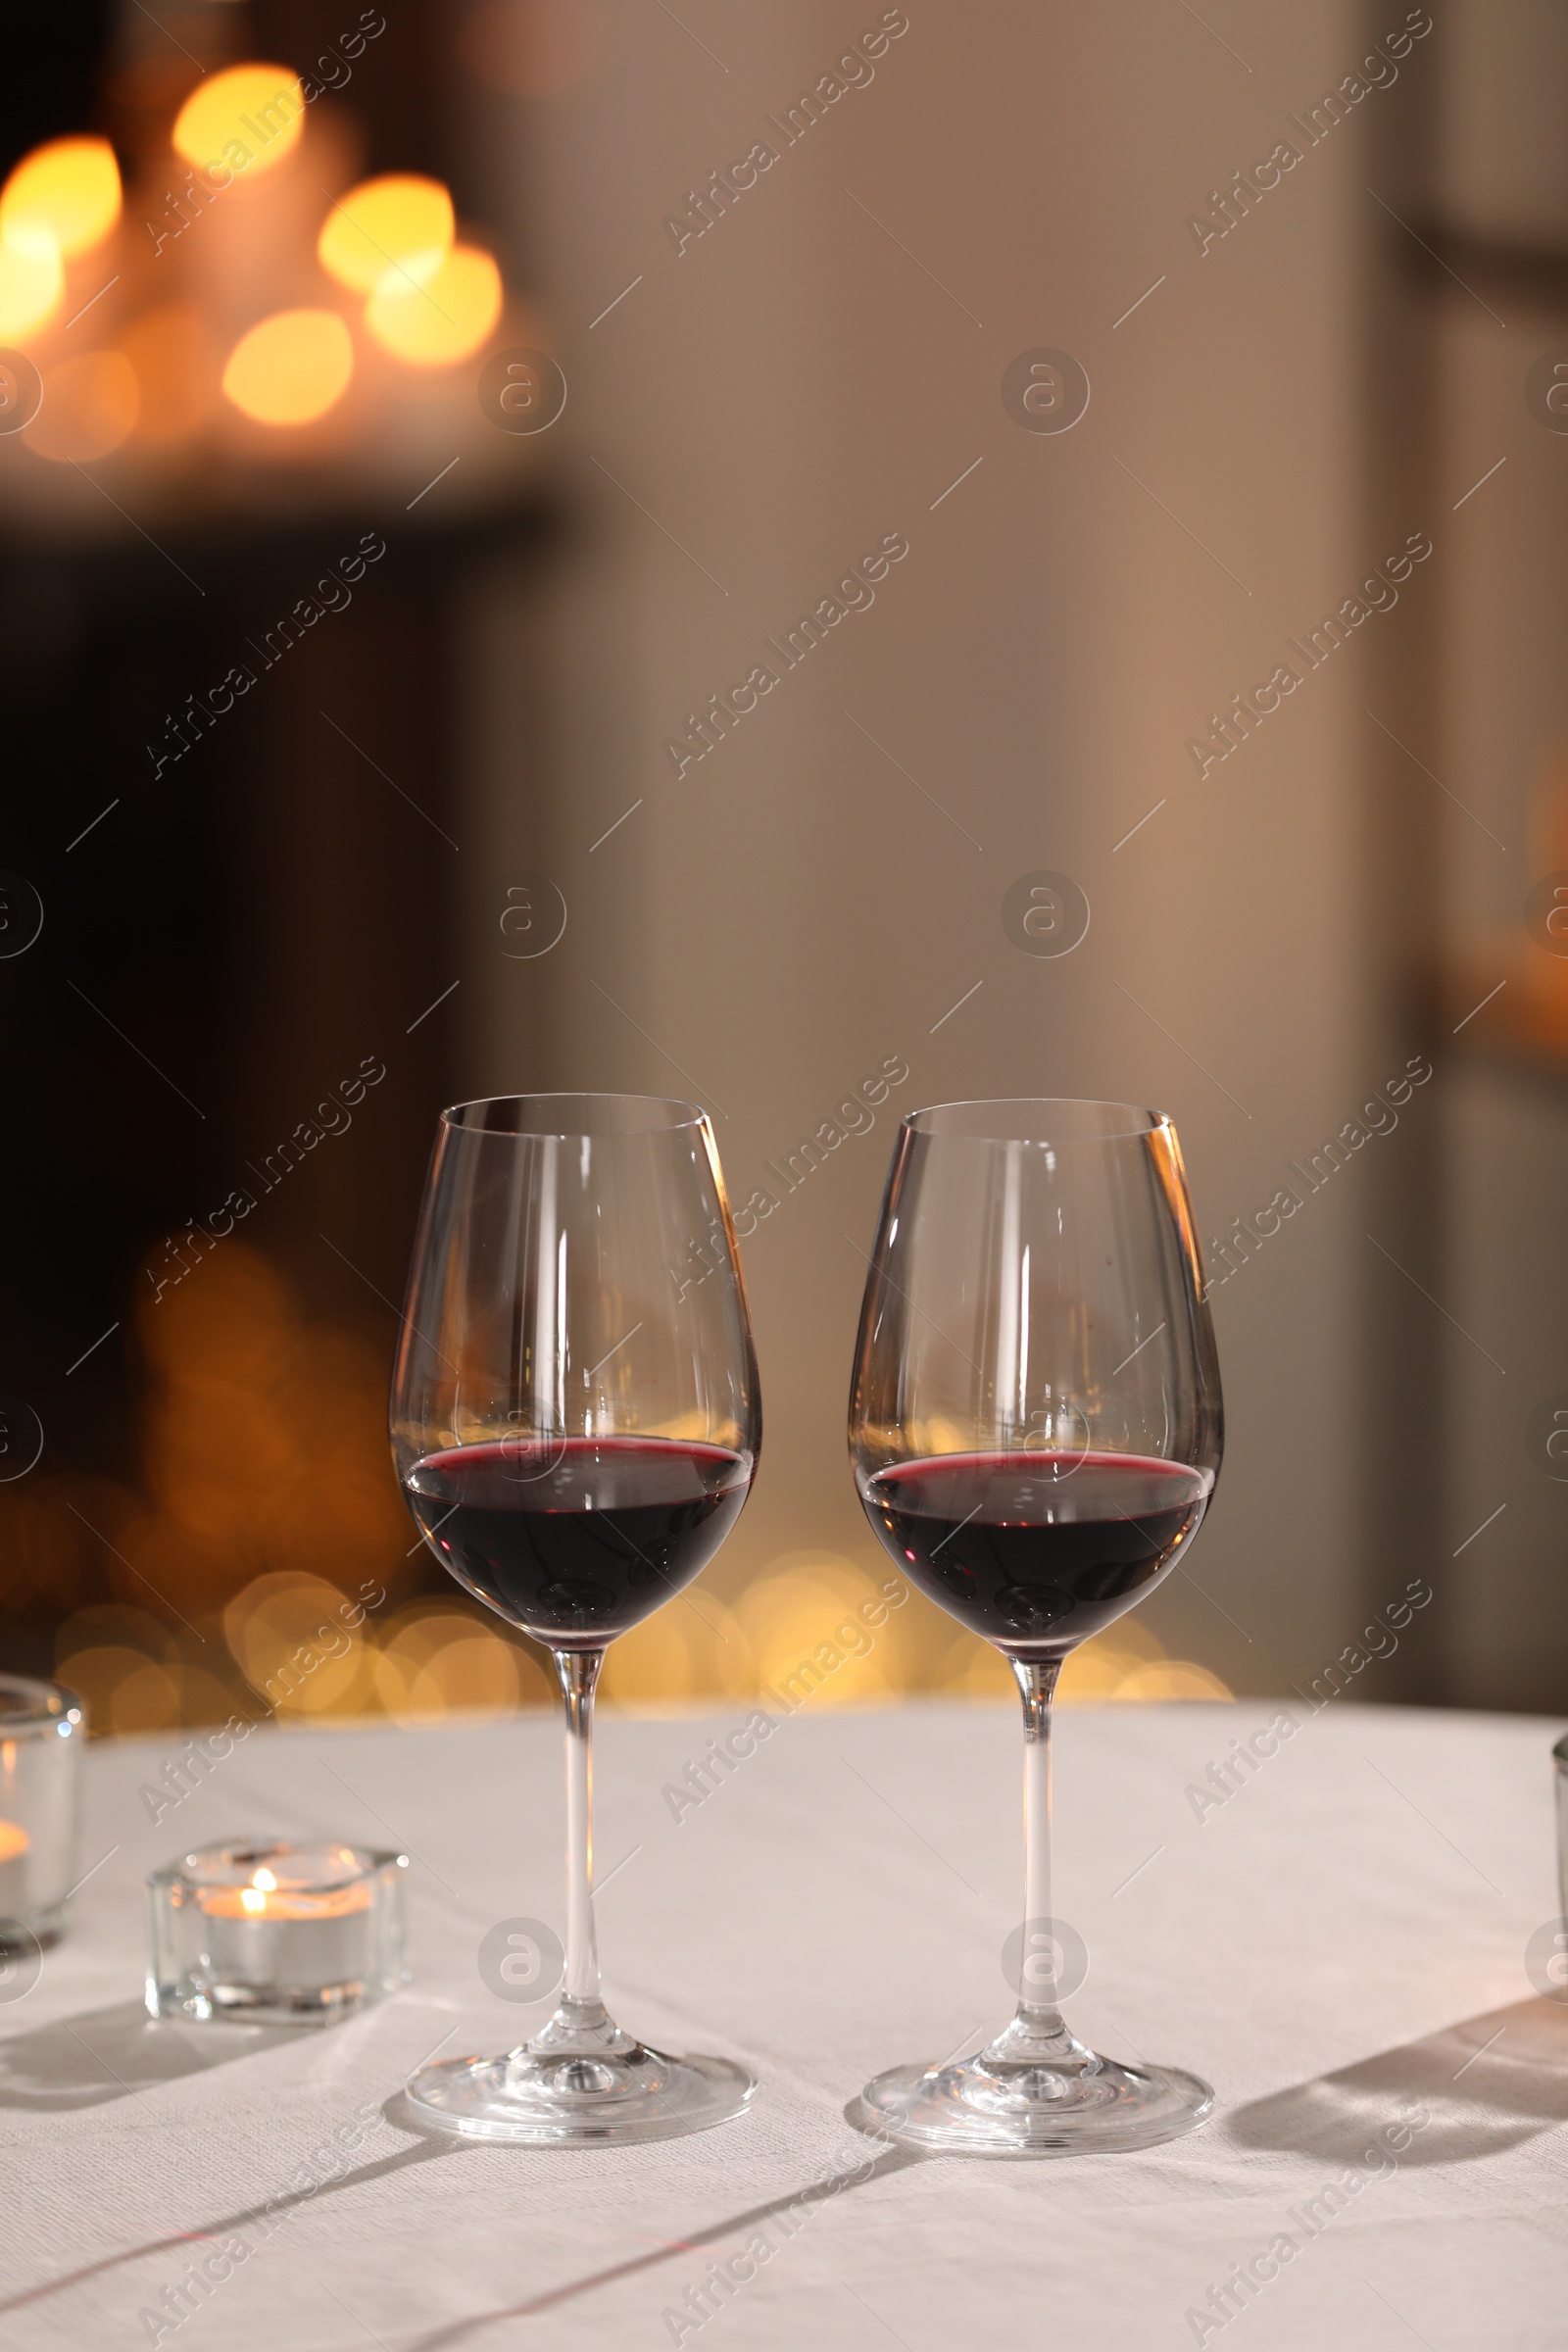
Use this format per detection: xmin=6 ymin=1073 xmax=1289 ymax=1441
xmin=402 ymin=1435 xmax=751 ymax=1646
xmin=864 ymin=1449 xmax=1211 ymax=1654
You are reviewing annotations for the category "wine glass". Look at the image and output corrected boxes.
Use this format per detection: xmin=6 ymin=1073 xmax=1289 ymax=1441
xmin=848 ymin=1098 xmax=1223 ymax=2155
xmin=390 ymin=1094 xmax=761 ymax=2143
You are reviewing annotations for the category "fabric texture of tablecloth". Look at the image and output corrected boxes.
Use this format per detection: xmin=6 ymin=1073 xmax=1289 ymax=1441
xmin=1 ymin=1697 xmax=1565 ymax=2348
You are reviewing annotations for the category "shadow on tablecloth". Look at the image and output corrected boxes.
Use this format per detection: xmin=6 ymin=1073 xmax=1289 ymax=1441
xmin=1226 ymin=1997 xmax=1568 ymax=2166
xmin=0 ymin=2055 xmax=916 ymax=2335
xmin=0 ymin=1999 xmax=305 ymax=2110
xmin=382 ymin=2130 xmax=923 ymax=2349
xmin=0 ymin=2113 xmax=462 ymax=2322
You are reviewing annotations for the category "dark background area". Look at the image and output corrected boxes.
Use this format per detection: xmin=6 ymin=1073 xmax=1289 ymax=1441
xmin=0 ymin=2 xmax=559 ymax=1702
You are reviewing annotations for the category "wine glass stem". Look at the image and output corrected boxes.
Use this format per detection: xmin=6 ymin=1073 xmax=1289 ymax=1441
xmin=553 ymin=1647 xmax=605 ymax=2014
xmin=1011 ymin=1654 xmax=1065 ymax=2034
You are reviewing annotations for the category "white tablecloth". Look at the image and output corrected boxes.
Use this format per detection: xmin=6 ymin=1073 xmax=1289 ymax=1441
xmin=2 ymin=1699 xmax=1565 ymax=2348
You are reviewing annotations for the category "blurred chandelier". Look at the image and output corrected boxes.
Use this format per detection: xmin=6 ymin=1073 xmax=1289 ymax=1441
xmin=0 ymin=43 xmax=528 ymax=491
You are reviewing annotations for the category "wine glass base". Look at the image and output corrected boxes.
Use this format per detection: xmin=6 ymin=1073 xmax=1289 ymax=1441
xmin=854 ymin=2047 xmax=1213 ymax=2158
xmin=405 ymin=2043 xmax=758 ymax=2146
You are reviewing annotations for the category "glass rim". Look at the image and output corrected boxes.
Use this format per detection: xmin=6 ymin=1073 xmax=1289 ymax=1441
xmin=148 ymin=1837 xmax=407 ymax=1891
xmin=0 ymin=1673 xmax=83 ymax=1731
xmin=441 ymin=1092 xmax=706 ymax=1139
xmin=902 ymin=1097 xmax=1172 ymax=1145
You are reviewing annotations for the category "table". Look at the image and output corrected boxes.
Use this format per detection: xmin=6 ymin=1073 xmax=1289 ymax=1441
xmin=2 ymin=1699 xmax=1565 ymax=2348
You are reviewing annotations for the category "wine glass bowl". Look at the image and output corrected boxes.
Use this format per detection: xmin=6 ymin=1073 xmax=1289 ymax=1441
xmin=400 ymin=1435 xmax=752 ymax=1650
xmin=391 ymin=1093 xmax=760 ymax=2144
xmin=848 ymin=1098 xmax=1223 ymax=2156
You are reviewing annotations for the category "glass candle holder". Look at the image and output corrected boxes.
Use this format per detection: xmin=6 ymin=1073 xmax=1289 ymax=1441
xmin=0 ymin=1676 xmax=85 ymax=1948
xmin=147 ymin=1838 xmax=409 ymax=2025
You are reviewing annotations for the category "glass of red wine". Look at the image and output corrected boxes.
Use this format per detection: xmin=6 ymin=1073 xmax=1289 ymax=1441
xmin=390 ymin=1094 xmax=760 ymax=2143
xmin=848 ymin=1099 xmax=1223 ymax=2155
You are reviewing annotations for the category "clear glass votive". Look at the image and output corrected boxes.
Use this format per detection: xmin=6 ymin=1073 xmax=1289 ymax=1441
xmin=0 ymin=1676 xmax=85 ymax=1948
xmin=147 ymin=1838 xmax=409 ymax=2025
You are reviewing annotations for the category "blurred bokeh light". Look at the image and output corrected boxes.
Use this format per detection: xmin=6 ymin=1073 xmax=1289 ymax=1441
xmin=0 ymin=235 xmax=61 ymax=338
xmin=0 ymin=59 xmax=523 ymax=479
xmin=0 ymin=1237 xmax=1230 ymax=1735
xmin=0 ymin=134 xmax=121 ymax=259
xmin=318 ymin=173 xmax=455 ymax=295
xmin=221 ymin=306 xmax=354 ymax=424
xmin=363 ymin=244 xmax=501 ymax=367
xmin=172 ymin=65 xmax=305 ymax=178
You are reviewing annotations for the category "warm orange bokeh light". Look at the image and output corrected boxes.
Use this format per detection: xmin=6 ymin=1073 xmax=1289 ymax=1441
xmin=28 ymin=351 xmax=140 ymax=463
xmin=223 ymin=1570 xmax=370 ymax=1714
xmin=318 ymin=174 xmax=455 ymax=296
xmin=375 ymin=1606 xmax=542 ymax=1723
xmin=0 ymin=236 xmax=62 ymax=338
xmin=0 ymin=136 xmax=122 ymax=260
xmin=1 ymin=1233 xmax=1235 ymax=1736
xmin=173 ymin=65 xmax=306 ymax=180
xmin=221 ymin=307 xmax=353 ymax=424
xmin=365 ymin=244 xmax=501 ymax=367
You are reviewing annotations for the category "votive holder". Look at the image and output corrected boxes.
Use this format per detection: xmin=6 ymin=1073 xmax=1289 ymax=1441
xmin=147 ymin=1838 xmax=409 ymax=2025
xmin=0 ymin=1676 xmax=85 ymax=1948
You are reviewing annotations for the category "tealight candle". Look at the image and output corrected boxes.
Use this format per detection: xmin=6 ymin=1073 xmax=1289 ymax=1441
xmin=0 ymin=1677 xmax=84 ymax=1947
xmin=197 ymin=1863 xmax=373 ymax=1923
xmin=147 ymin=1838 xmax=408 ymax=2024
